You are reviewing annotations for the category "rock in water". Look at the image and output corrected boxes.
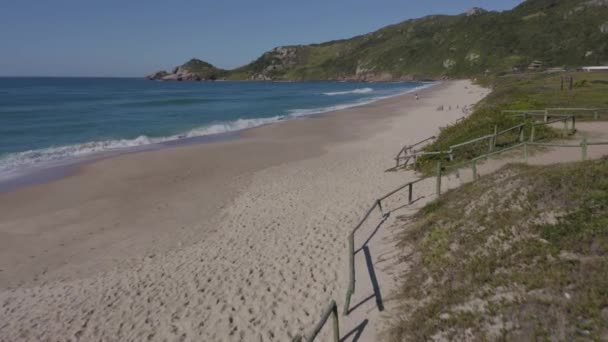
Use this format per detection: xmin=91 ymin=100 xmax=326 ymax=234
xmin=145 ymin=70 xmax=170 ymax=80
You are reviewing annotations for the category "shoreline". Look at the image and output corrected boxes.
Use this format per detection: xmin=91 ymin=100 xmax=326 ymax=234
xmin=0 ymin=80 xmax=489 ymax=341
xmin=0 ymin=82 xmax=436 ymax=193
xmin=0 ymin=82 xmax=444 ymax=287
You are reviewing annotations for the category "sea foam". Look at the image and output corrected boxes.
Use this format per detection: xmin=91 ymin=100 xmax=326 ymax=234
xmin=0 ymin=82 xmax=436 ymax=180
xmin=0 ymin=116 xmax=285 ymax=179
xmin=323 ymin=88 xmax=374 ymax=96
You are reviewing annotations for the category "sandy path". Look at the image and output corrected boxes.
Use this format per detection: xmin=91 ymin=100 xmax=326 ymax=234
xmin=0 ymin=81 xmax=489 ymax=341
xmin=441 ymin=121 xmax=608 ymax=191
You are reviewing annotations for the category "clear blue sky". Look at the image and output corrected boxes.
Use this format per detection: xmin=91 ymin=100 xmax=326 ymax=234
xmin=0 ymin=0 xmax=523 ymax=77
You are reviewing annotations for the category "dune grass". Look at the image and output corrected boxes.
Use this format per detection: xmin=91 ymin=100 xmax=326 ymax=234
xmin=388 ymin=159 xmax=608 ymax=341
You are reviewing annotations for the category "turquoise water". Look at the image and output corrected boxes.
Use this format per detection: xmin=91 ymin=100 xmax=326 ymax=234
xmin=0 ymin=78 xmax=430 ymax=178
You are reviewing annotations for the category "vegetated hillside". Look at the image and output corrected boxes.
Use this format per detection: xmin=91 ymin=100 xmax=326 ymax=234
xmin=388 ymin=160 xmax=608 ymax=341
xmin=178 ymin=59 xmax=228 ymax=79
xmin=149 ymin=0 xmax=608 ymax=81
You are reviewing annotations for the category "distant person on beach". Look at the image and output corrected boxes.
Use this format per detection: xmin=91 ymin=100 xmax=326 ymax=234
xmin=415 ymin=93 xmax=419 ymax=100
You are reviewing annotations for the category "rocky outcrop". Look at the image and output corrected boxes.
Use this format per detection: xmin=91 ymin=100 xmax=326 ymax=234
xmin=146 ymin=68 xmax=204 ymax=81
xmin=146 ymin=59 xmax=225 ymax=81
xmin=145 ymin=71 xmax=170 ymax=80
xmin=465 ymin=7 xmax=487 ymax=16
xmin=466 ymin=52 xmax=481 ymax=63
xmin=250 ymin=46 xmax=300 ymax=80
xmin=160 ymin=66 xmax=200 ymax=81
xmin=443 ymin=59 xmax=456 ymax=69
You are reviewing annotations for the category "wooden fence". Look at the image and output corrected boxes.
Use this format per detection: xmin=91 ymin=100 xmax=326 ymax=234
xmin=396 ymin=108 xmax=587 ymax=171
xmin=503 ymin=107 xmax=608 ymax=122
xmin=395 ymin=136 xmax=436 ymax=168
xmin=298 ymin=177 xmax=427 ymax=341
xmin=394 ymin=122 xmax=527 ymax=170
xmin=300 ymin=107 xmax=608 ymax=340
xmin=529 ymin=115 xmax=576 ymax=141
xmin=344 ymin=177 xmax=425 ymax=314
xmin=294 ymin=300 xmax=340 ymax=342
xmin=436 ymin=138 xmax=608 ymax=194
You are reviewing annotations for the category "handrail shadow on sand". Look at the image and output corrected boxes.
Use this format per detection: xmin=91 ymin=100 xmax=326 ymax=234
xmin=340 ymin=319 xmax=369 ymax=342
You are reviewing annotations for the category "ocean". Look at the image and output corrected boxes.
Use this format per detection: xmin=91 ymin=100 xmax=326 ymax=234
xmin=0 ymin=77 xmax=431 ymax=179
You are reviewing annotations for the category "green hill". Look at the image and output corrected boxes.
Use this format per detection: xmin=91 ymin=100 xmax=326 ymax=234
xmin=149 ymin=0 xmax=608 ymax=81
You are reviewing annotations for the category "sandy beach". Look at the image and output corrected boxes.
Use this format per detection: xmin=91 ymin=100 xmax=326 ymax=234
xmin=0 ymin=80 xmax=490 ymax=341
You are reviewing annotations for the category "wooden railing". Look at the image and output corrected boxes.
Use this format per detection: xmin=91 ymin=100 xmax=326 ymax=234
xmin=294 ymin=300 xmax=340 ymax=342
xmin=529 ymin=115 xmax=576 ymax=141
xmin=437 ymin=138 xmax=608 ymax=191
xmin=343 ymin=177 xmax=425 ymax=314
xmin=394 ymin=123 xmax=526 ymax=170
xmin=300 ymin=107 xmax=608 ymax=341
xmin=503 ymin=107 xmax=608 ymax=122
xmin=394 ymin=136 xmax=436 ymax=168
xmin=298 ymin=177 xmax=427 ymax=341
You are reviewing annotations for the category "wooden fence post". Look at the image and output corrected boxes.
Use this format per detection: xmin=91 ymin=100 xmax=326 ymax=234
xmin=472 ymin=160 xmax=477 ymax=181
xmin=581 ymin=138 xmax=588 ymax=161
xmin=344 ymin=235 xmax=354 ymax=315
xmin=572 ymin=116 xmax=576 ymax=133
xmin=544 ymin=110 xmax=548 ymax=123
xmin=332 ymin=305 xmax=340 ymax=342
xmin=436 ymin=161 xmax=442 ymax=196
xmin=408 ymin=183 xmax=413 ymax=204
xmin=519 ymin=125 xmax=525 ymax=142
xmin=530 ymin=125 xmax=536 ymax=142
xmin=594 ymin=111 xmax=599 ymax=120
xmin=490 ymin=125 xmax=497 ymax=152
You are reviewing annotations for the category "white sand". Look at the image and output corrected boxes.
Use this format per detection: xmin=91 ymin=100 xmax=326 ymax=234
xmin=0 ymin=80 xmax=490 ymax=341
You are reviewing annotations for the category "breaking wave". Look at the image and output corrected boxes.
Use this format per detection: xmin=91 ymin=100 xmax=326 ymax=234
xmin=323 ymin=88 xmax=374 ymax=96
xmin=0 ymin=82 xmax=437 ymax=180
